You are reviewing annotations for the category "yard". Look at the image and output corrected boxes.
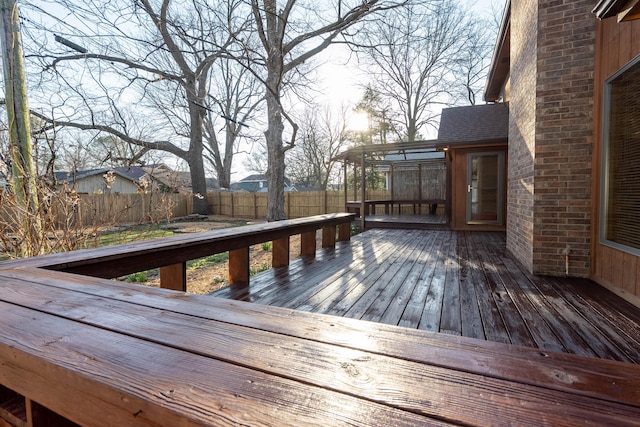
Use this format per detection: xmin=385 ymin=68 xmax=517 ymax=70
xmin=113 ymin=215 xmax=319 ymax=294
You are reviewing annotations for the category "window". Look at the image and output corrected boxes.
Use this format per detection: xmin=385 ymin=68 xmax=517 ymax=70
xmin=601 ymin=54 xmax=640 ymax=255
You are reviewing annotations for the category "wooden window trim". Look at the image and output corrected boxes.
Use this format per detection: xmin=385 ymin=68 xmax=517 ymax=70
xmin=600 ymin=53 xmax=640 ymax=256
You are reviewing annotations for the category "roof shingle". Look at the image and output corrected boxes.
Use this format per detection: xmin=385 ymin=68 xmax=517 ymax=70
xmin=437 ymin=103 xmax=509 ymax=144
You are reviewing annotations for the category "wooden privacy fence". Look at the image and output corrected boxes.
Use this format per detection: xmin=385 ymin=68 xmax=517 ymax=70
xmin=0 ymin=193 xmax=192 ymax=228
xmin=210 ymin=190 xmax=391 ymax=219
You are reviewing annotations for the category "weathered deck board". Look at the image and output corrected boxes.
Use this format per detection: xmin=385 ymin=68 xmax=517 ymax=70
xmin=212 ymin=229 xmax=640 ymax=362
xmin=2 ymin=267 xmax=640 ymax=425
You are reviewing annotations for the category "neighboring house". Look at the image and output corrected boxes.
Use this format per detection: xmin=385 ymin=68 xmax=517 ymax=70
xmin=54 ymin=167 xmax=147 ymax=194
xmin=143 ymin=164 xmax=219 ymax=194
xmin=481 ymin=0 xmax=640 ymax=303
xmin=232 ymin=174 xmax=296 ymax=192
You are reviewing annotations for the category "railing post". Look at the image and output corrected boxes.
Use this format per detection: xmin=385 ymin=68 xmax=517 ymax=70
xmin=272 ymin=236 xmax=290 ymax=267
xmin=322 ymin=225 xmax=337 ymax=248
xmin=300 ymin=230 xmax=317 ymax=257
xmin=229 ymin=247 xmax=250 ymax=285
xmin=160 ymin=262 xmax=187 ymax=292
xmin=338 ymin=222 xmax=351 ymax=242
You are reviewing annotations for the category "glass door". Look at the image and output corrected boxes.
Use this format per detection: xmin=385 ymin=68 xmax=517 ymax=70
xmin=466 ymin=152 xmax=504 ymax=225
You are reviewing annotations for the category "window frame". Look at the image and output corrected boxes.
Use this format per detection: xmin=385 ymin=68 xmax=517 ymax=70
xmin=599 ymin=53 xmax=640 ymax=257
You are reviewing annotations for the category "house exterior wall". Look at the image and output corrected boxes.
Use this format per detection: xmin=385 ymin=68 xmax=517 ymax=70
xmin=507 ymin=0 xmax=595 ymax=277
xmin=532 ymin=0 xmax=595 ymax=277
xmin=507 ymin=0 xmax=538 ymax=273
xmin=59 ymin=175 xmax=140 ymax=194
xmin=592 ymin=16 xmax=640 ymax=301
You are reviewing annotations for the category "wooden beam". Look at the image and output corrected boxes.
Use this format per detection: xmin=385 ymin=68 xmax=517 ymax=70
xmin=300 ymin=231 xmax=316 ymax=257
xmin=160 ymin=262 xmax=187 ymax=292
xmin=360 ymin=152 xmax=366 ymax=231
xmin=338 ymin=223 xmax=351 ymax=242
xmin=229 ymin=247 xmax=249 ymax=285
xmin=272 ymin=237 xmax=290 ymax=268
xmin=343 ymin=162 xmax=348 ymax=212
xmin=618 ymin=0 xmax=640 ymax=21
xmin=322 ymin=225 xmax=336 ymax=248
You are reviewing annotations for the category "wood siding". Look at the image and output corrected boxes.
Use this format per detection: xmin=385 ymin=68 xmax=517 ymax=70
xmin=592 ymin=17 xmax=640 ymax=302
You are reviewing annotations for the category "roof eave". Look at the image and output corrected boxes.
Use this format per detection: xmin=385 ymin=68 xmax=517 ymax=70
xmin=484 ymin=0 xmax=511 ymax=102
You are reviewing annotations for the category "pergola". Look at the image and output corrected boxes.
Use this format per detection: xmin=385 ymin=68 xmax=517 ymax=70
xmin=334 ymin=140 xmax=449 ymax=230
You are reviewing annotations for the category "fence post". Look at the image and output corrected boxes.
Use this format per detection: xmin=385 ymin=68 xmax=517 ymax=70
xmin=254 ymin=192 xmax=258 ymax=219
xmin=322 ymin=190 xmax=327 ymax=214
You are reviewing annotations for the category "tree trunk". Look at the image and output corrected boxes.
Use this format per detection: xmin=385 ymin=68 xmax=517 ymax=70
xmin=263 ymin=1 xmax=287 ymax=222
xmin=186 ymin=94 xmax=210 ymax=215
xmin=0 ymin=0 xmax=43 ymax=256
xmin=265 ymin=82 xmax=287 ymax=221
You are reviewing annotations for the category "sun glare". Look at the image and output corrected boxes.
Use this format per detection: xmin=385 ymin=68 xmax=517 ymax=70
xmin=348 ymin=112 xmax=370 ymax=132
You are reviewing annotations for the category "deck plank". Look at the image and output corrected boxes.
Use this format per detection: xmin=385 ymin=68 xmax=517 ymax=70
xmin=440 ymin=233 xmax=462 ymax=335
xmin=465 ymin=233 xmax=512 ymax=344
xmin=372 ymin=230 xmax=438 ymax=326
xmin=474 ymin=232 xmax=568 ymax=352
xmin=291 ymin=230 xmax=418 ymax=313
xmin=236 ymin=229 xmax=640 ymax=364
xmin=457 ymin=232 xmax=486 ymax=340
xmin=397 ymin=231 xmax=446 ymax=329
xmin=3 ymin=271 xmax=640 ymax=426
xmin=417 ymin=231 xmax=451 ymax=332
xmin=3 ymin=268 xmax=640 ymax=408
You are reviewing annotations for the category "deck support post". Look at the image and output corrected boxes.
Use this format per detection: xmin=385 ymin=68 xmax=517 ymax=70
xmin=272 ymin=237 xmax=290 ymax=267
xmin=360 ymin=152 xmax=366 ymax=231
xmin=322 ymin=225 xmax=337 ymax=248
xmin=160 ymin=262 xmax=187 ymax=292
xmin=338 ymin=222 xmax=351 ymax=242
xmin=229 ymin=247 xmax=249 ymax=285
xmin=300 ymin=231 xmax=316 ymax=257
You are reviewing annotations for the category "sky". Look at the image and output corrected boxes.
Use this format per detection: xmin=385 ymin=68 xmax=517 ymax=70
xmin=314 ymin=0 xmax=502 ymax=134
xmin=232 ymin=0 xmax=504 ymax=179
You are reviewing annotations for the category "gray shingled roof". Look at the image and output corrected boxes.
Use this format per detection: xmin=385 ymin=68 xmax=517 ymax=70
xmin=437 ymin=103 xmax=509 ymax=144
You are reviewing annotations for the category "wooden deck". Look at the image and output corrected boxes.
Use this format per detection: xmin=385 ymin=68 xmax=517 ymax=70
xmin=363 ymin=213 xmax=447 ymax=229
xmin=213 ymin=229 xmax=640 ymax=363
xmin=2 ymin=217 xmax=640 ymax=424
xmin=2 ymin=267 xmax=640 ymax=425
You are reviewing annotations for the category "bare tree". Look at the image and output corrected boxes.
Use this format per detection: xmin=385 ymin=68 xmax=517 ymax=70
xmin=23 ymin=0 xmax=251 ymax=214
xmin=1 ymin=0 xmax=43 ymax=256
xmin=202 ymin=58 xmax=263 ymax=189
xmin=353 ymin=85 xmax=396 ymax=144
xmin=247 ymin=0 xmax=407 ymax=221
xmin=354 ymin=0 xmax=490 ymax=141
xmin=453 ymin=19 xmax=494 ymax=106
xmin=286 ymin=103 xmax=352 ymax=190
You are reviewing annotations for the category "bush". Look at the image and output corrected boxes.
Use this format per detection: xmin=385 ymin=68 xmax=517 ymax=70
xmin=261 ymin=241 xmax=272 ymax=251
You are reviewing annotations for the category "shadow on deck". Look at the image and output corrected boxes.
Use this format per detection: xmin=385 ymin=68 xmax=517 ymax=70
xmin=212 ymin=229 xmax=640 ymax=363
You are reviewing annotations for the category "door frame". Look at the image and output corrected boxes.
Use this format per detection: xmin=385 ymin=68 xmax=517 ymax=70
xmin=465 ymin=151 xmax=505 ymax=226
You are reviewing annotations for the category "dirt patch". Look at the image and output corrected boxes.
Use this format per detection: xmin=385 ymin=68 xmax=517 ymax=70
xmin=140 ymin=216 xmax=309 ymax=295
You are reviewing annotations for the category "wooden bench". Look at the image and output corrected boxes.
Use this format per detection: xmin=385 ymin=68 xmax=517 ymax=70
xmin=346 ymin=199 xmax=445 ymax=216
xmin=2 ymin=213 xmax=355 ymax=292
xmin=0 ymin=267 xmax=639 ymax=426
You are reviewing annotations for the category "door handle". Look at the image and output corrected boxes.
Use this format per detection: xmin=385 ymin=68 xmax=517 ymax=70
xmin=467 ymin=184 xmax=472 ymax=193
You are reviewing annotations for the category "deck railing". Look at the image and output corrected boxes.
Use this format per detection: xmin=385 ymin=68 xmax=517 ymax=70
xmin=3 ymin=213 xmax=355 ymax=292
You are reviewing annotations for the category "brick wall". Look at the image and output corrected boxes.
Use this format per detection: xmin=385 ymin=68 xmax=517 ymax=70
xmin=507 ymin=0 xmax=538 ymax=273
xmin=532 ymin=0 xmax=595 ymax=277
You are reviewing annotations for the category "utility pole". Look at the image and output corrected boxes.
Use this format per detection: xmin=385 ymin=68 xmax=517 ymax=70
xmin=1 ymin=0 xmax=43 ymax=256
